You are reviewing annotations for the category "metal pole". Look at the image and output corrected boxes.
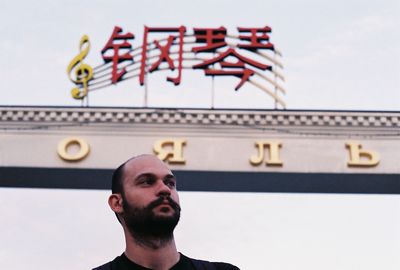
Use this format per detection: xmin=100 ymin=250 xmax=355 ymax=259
xmin=144 ymin=71 xmax=148 ymax=107
xmin=274 ymin=51 xmax=278 ymax=109
xmin=211 ymin=52 xmax=215 ymax=109
xmin=144 ymin=46 xmax=148 ymax=108
xmin=211 ymin=76 xmax=215 ymax=109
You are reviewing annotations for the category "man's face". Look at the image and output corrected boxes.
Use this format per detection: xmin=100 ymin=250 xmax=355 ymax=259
xmin=119 ymin=155 xmax=181 ymax=238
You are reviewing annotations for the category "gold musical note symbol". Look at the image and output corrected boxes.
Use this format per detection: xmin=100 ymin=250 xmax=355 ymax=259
xmin=67 ymin=35 xmax=93 ymax=100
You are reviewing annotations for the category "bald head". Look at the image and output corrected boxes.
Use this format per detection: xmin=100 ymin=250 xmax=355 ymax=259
xmin=112 ymin=154 xmax=170 ymax=195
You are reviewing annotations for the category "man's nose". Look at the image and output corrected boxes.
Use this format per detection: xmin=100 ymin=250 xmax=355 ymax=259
xmin=156 ymin=180 xmax=171 ymax=196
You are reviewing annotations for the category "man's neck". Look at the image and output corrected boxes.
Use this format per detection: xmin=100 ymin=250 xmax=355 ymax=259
xmin=124 ymin=232 xmax=180 ymax=270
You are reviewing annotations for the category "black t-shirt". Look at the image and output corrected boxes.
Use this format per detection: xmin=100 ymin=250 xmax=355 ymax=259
xmin=94 ymin=253 xmax=239 ymax=270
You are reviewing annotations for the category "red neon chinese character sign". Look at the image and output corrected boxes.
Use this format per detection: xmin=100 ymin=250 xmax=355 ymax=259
xmin=191 ymin=27 xmax=227 ymax=53
xmin=193 ymin=48 xmax=271 ymax=90
xmin=139 ymin=26 xmax=186 ymax=85
xmin=101 ymin=26 xmax=134 ymax=83
xmin=69 ymin=24 xmax=285 ymax=107
xmin=237 ymin=26 xmax=274 ymax=51
xmin=192 ymin=26 xmax=272 ymax=90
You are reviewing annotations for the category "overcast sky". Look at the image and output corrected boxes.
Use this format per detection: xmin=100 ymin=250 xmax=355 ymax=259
xmin=1 ymin=0 xmax=399 ymax=110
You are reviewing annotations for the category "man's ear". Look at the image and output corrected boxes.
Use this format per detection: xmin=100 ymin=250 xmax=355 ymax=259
xmin=108 ymin=193 xmax=123 ymax=214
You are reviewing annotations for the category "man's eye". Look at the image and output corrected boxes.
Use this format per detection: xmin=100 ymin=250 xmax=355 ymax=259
xmin=139 ymin=178 xmax=153 ymax=185
xmin=165 ymin=180 xmax=176 ymax=188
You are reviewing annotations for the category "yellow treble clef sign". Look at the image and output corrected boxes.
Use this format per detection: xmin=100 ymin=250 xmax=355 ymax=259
xmin=67 ymin=35 xmax=93 ymax=100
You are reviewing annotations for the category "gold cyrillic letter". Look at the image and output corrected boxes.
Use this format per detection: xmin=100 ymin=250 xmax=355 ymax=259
xmin=250 ymin=141 xmax=283 ymax=166
xmin=153 ymin=139 xmax=186 ymax=164
xmin=57 ymin=137 xmax=90 ymax=161
xmin=346 ymin=142 xmax=379 ymax=167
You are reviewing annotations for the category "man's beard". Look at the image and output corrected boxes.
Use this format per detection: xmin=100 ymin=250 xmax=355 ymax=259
xmin=121 ymin=194 xmax=181 ymax=245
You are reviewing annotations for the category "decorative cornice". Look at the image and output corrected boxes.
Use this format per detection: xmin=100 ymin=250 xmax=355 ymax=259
xmin=0 ymin=107 xmax=399 ymax=129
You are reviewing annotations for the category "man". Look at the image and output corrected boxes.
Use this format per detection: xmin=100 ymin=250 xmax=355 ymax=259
xmin=93 ymin=154 xmax=240 ymax=270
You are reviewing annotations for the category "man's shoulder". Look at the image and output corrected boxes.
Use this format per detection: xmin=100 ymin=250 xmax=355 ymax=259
xmin=215 ymin=262 xmax=240 ymax=270
xmin=92 ymin=255 xmax=121 ymax=270
xmin=188 ymin=256 xmax=240 ymax=270
xmin=92 ymin=261 xmax=113 ymax=270
xmin=92 ymin=261 xmax=112 ymax=270
xmin=210 ymin=261 xmax=240 ymax=270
